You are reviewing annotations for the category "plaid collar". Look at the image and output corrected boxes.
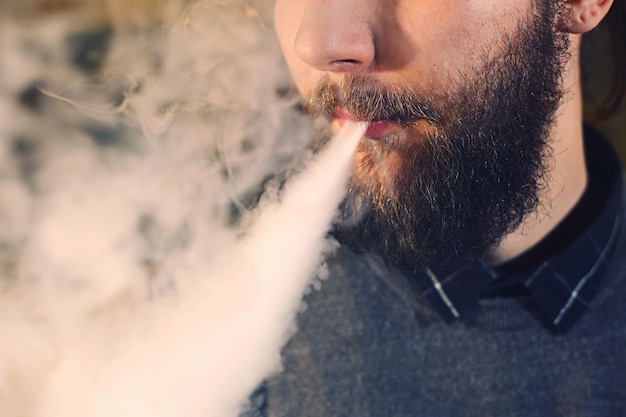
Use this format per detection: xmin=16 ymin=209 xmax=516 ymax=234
xmin=402 ymin=127 xmax=623 ymax=333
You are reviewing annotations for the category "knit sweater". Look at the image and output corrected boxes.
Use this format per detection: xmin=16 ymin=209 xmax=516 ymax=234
xmin=239 ymin=127 xmax=626 ymax=417
xmin=247 ymin=207 xmax=625 ymax=416
xmin=244 ymin=149 xmax=626 ymax=417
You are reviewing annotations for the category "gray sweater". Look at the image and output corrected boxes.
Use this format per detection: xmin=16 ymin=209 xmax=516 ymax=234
xmin=244 ymin=161 xmax=626 ymax=416
xmin=248 ymin=211 xmax=626 ymax=416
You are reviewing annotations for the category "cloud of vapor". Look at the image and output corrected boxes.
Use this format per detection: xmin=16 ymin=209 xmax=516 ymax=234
xmin=0 ymin=2 xmax=365 ymax=417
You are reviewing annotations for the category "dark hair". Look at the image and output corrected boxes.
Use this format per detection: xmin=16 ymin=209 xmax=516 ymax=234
xmin=582 ymin=0 xmax=626 ymax=121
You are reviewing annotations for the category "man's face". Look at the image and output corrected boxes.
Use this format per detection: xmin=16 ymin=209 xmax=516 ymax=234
xmin=274 ymin=0 xmax=569 ymax=270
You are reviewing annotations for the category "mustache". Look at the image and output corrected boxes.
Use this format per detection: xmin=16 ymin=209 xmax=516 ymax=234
xmin=304 ymin=75 xmax=441 ymax=126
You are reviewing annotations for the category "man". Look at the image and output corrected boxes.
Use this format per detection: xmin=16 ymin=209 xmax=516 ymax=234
xmin=245 ymin=0 xmax=625 ymax=415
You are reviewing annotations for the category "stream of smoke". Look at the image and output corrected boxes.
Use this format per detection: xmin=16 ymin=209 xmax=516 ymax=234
xmin=31 ymin=120 xmax=366 ymax=417
xmin=0 ymin=2 xmax=365 ymax=416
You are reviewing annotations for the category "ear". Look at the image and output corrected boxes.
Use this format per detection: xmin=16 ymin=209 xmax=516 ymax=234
xmin=566 ymin=0 xmax=614 ymax=34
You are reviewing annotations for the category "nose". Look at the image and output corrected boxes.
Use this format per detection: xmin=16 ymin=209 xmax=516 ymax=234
xmin=293 ymin=0 xmax=376 ymax=72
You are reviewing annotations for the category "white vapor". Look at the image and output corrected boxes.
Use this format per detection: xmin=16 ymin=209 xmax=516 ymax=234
xmin=0 ymin=2 xmax=366 ymax=417
xmin=33 ymin=120 xmax=366 ymax=417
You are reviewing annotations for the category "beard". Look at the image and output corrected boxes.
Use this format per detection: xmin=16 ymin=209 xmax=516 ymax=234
xmin=304 ymin=2 xmax=571 ymax=273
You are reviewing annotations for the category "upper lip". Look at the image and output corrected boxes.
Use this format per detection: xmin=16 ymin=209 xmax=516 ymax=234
xmin=335 ymin=108 xmax=375 ymax=123
xmin=335 ymin=108 xmax=398 ymax=139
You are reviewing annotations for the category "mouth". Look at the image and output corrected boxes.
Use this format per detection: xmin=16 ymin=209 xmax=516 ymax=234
xmin=335 ymin=109 xmax=397 ymax=140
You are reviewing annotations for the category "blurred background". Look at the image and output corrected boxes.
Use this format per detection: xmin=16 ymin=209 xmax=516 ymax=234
xmin=1 ymin=0 xmax=188 ymax=26
xmin=1 ymin=0 xmax=625 ymax=163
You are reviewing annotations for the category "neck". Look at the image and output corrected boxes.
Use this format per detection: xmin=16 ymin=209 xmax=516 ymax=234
xmin=488 ymin=35 xmax=588 ymax=264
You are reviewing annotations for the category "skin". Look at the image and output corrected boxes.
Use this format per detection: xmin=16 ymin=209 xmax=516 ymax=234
xmin=274 ymin=0 xmax=613 ymax=263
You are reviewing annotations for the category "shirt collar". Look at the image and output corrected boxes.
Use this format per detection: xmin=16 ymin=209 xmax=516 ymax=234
xmin=403 ymin=126 xmax=624 ymax=333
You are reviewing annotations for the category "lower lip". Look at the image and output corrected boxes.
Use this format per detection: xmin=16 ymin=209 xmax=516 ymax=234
xmin=338 ymin=118 xmax=395 ymax=139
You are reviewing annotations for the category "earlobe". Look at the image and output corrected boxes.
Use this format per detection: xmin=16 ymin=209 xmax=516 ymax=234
xmin=567 ymin=0 xmax=614 ymax=34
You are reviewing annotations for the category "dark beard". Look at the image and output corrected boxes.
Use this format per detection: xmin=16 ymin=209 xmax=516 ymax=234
xmin=306 ymin=2 xmax=570 ymax=273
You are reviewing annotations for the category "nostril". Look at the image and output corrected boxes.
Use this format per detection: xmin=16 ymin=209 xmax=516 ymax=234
xmin=330 ymin=59 xmax=361 ymax=67
xmin=327 ymin=59 xmax=367 ymax=72
xmin=331 ymin=59 xmax=360 ymax=65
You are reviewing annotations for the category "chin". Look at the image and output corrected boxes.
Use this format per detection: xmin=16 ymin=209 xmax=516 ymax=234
xmin=350 ymin=143 xmax=405 ymax=198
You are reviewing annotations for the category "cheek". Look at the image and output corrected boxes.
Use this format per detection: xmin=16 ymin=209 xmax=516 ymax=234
xmin=273 ymin=0 xmax=296 ymax=62
xmin=273 ymin=0 xmax=315 ymax=94
xmin=391 ymin=0 xmax=525 ymax=90
xmin=273 ymin=0 xmax=295 ymax=47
